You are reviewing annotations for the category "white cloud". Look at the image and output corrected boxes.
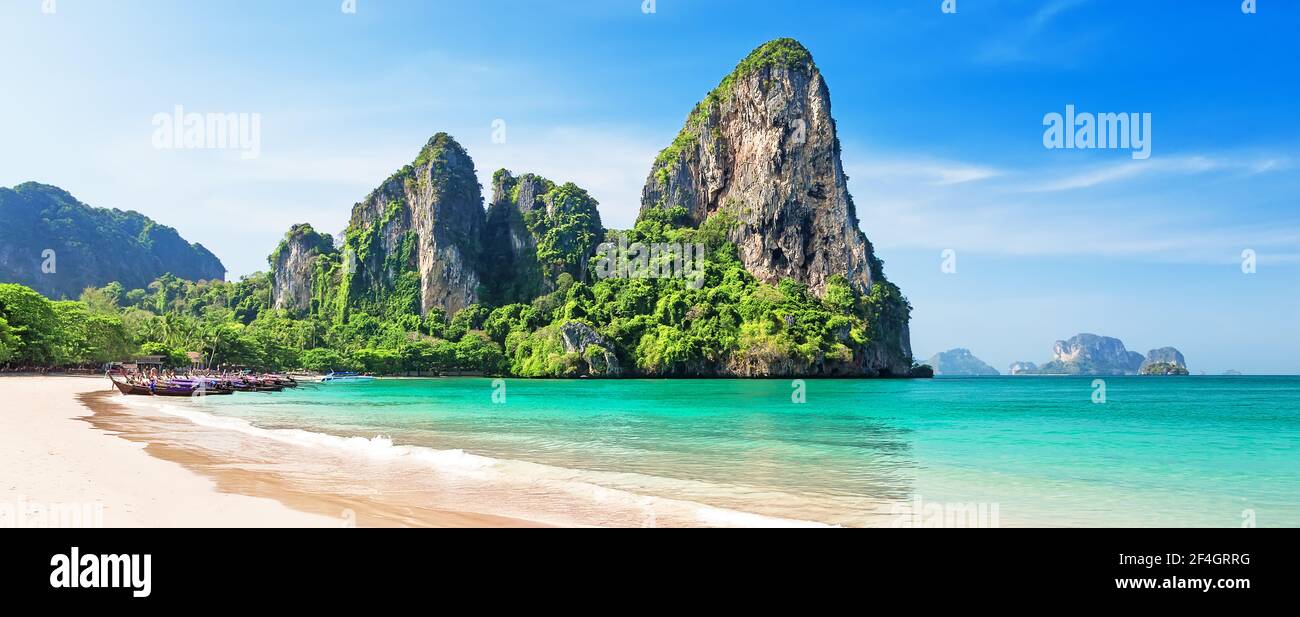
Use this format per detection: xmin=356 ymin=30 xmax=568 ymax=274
xmin=846 ymin=149 xmax=1300 ymax=264
xmin=845 ymin=158 xmax=1001 ymax=186
xmin=1024 ymin=155 xmax=1288 ymax=193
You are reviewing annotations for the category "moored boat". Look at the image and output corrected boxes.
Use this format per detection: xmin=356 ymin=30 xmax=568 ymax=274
xmin=320 ymin=372 xmax=376 ymax=383
xmin=109 ymin=377 xmax=233 ymax=397
xmin=110 ymin=379 xmax=154 ymax=396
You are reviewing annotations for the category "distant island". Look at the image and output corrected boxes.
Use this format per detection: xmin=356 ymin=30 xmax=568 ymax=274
xmin=925 ymin=349 xmax=999 ymax=376
xmin=1010 ymin=334 xmax=1188 ymax=376
xmin=0 ymin=39 xmax=926 ymax=379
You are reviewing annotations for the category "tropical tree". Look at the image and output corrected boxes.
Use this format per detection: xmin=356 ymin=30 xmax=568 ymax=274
xmin=0 ymin=283 xmax=60 ymax=365
xmin=0 ymin=315 xmax=19 ymax=363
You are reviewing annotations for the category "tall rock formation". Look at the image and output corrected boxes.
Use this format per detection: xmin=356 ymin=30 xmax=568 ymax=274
xmin=269 ymin=223 xmax=337 ymax=315
xmin=640 ymin=38 xmax=883 ymax=297
xmin=481 ymin=170 xmax=603 ymax=306
xmin=340 ymin=133 xmax=485 ymax=317
xmin=0 ymin=182 xmax=225 ymax=299
xmin=638 ymin=38 xmax=911 ymax=374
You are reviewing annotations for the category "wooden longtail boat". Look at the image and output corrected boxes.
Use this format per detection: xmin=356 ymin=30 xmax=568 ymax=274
xmin=110 ymin=379 xmax=154 ymax=396
xmin=109 ymin=377 xmax=233 ymax=397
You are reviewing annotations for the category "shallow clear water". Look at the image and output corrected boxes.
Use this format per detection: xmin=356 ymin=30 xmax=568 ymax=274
xmin=178 ymin=376 xmax=1299 ymax=527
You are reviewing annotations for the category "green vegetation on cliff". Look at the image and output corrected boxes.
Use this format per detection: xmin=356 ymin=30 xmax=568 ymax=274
xmin=479 ymin=171 xmax=603 ymax=307
xmin=0 ymin=183 xmax=226 ymax=300
xmin=0 ymin=40 xmax=915 ymax=378
xmin=1140 ymin=362 xmax=1190 ymax=376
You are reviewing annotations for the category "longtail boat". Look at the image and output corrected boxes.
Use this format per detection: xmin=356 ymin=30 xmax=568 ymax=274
xmin=109 ymin=377 xmax=233 ymax=397
xmin=264 ymin=375 xmax=299 ymax=388
xmin=110 ymin=379 xmax=154 ymax=396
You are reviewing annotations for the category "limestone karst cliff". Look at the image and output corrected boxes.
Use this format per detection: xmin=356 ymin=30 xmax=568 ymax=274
xmin=638 ymin=38 xmax=912 ymax=375
xmin=480 ymin=170 xmax=604 ymax=306
xmin=1019 ymin=334 xmax=1187 ymax=376
xmin=341 ymin=133 xmax=486 ymax=318
xmin=269 ymin=224 xmax=337 ymax=316
xmin=640 ymin=39 xmax=881 ymax=297
xmin=264 ymin=39 xmax=918 ymax=378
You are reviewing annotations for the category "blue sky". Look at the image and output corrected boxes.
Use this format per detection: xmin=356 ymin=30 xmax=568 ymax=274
xmin=1 ymin=0 xmax=1297 ymax=373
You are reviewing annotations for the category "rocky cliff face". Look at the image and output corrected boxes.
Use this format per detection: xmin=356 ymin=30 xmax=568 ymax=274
xmin=481 ymin=170 xmax=604 ymax=306
xmin=0 ymin=183 xmax=225 ymax=299
xmin=270 ymin=223 xmax=336 ymax=315
xmin=481 ymin=171 xmax=546 ymax=306
xmin=640 ymin=39 xmax=882 ymax=298
xmin=341 ymin=133 xmax=485 ymax=317
xmin=925 ymin=348 xmax=1000 ymax=376
xmin=638 ymin=38 xmax=911 ymax=375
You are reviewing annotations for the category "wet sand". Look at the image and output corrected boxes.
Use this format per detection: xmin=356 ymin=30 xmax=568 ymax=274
xmin=0 ymin=376 xmax=540 ymax=527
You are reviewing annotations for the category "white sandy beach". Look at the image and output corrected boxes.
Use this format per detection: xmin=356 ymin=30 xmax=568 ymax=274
xmin=0 ymin=376 xmax=340 ymax=528
xmin=1 ymin=376 xmax=547 ymax=528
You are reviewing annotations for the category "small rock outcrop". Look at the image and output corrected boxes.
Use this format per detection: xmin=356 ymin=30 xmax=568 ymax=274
xmin=1140 ymin=362 xmax=1190 ymax=376
xmin=558 ymin=321 xmax=622 ymax=377
xmin=1140 ymin=347 xmax=1187 ymax=374
xmin=1009 ymin=361 xmax=1039 ymax=376
xmin=925 ymin=348 xmax=1000 ymax=376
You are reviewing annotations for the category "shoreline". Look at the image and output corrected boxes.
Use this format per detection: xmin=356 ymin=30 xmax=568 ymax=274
xmin=0 ymin=376 xmax=541 ymax=528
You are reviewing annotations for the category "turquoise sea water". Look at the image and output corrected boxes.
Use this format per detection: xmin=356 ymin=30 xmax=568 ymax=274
xmin=182 ymin=376 xmax=1299 ymax=527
